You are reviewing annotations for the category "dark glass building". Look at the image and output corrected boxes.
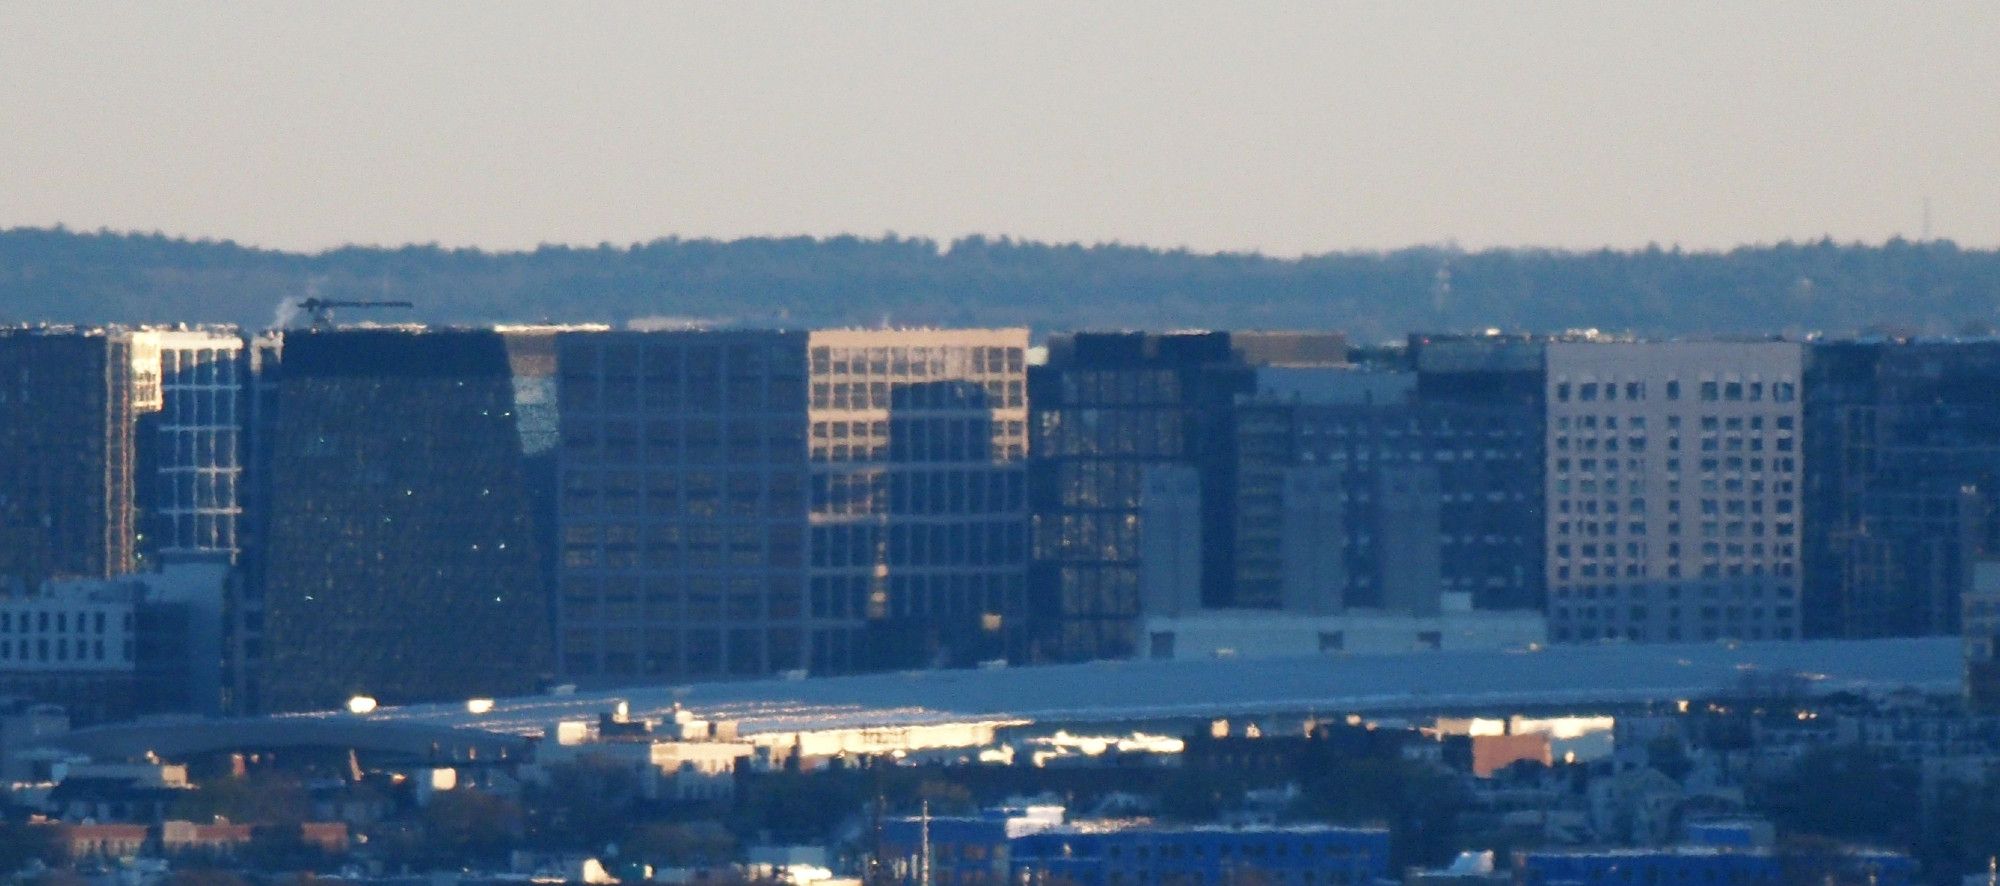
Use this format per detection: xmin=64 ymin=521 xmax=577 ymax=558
xmin=553 ymin=328 xmax=1028 ymax=682
xmin=248 ymin=328 xmax=554 ymax=712
xmin=1409 ymin=333 xmax=1549 ymax=612
xmin=1230 ymin=395 xmax=1541 ymax=613
xmin=0 ymin=328 xmax=140 ymax=586
xmin=1028 ymin=332 xmax=1349 ymax=661
xmin=1804 ymin=340 xmax=2000 ymax=638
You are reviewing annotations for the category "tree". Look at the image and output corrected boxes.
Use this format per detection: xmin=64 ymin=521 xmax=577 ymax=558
xmin=0 ymin=821 xmax=62 ymax=873
xmin=1761 ymin=746 xmax=1919 ymax=847
xmin=163 ymin=870 xmax=249 ymax=886
xmin=523 ymin=759 xmax=644 ymax=851
xmin=423 ymin=791 xmax=524 ymax=865
xmin=172 ymin=772 xmax=311 ymax=825
xmin=1645 ymin=735 xmax=1694 ymax=782
xmin=622 ymin=821 xmax=736 ymax=868
xmin=1290 ymin=755 xmax=1466 ymax=869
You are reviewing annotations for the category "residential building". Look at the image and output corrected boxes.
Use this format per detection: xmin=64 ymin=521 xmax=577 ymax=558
xmin=0 ymin=577 xmax=137 ymax=724
xmin=249 ymin=328 xmax=554 ymax=713
xmin=1545 ymin=341 xmax=1804 ymax=643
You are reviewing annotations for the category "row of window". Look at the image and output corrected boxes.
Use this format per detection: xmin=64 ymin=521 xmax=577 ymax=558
xmin=1555 ymin=559 xmax=1800 ymax=582
xmin=0 ymin=637 xmax=128 ymax=663
xmin=1557 ymin=414 xmax=1798 ymax=431
xmin=1556 ymin=435 xmax=1797 ymax=455
xmin=1552 ymin=604 xmax=1797 ymax=623
xmin=1555 ymin=519 xmax=1797 ymax=539
xmin=811 ymin=380 xmax=1025 ymax=411
xmin=1551 ymin=625 xmax=1797 ymax=642
xmin=562 ymin=376 xmax=807 ymax=414
xmin=1554 ymin=379 xmax=1798 ymax=403
xmin=0 ymin=610 xmax=124 ymax=634
xmin=810 ymin=468 xmax=1026 ymax=516
xmin=1553 ymin=581 xmax=1795 ymax=600
xmin=810 ymin=345 xmax=1023 ymax=378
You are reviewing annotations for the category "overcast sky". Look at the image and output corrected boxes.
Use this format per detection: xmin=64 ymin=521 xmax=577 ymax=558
xmin=3 ymin=2 xmax=1996 ymax=255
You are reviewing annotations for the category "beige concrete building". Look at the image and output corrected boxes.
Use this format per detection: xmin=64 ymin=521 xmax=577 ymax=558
xmin=1545 ymin=341 xmax=1803 ymax=643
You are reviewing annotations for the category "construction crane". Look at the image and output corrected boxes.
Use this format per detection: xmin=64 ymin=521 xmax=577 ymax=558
xmin=296 ymin=298 xmax=415 ymax=329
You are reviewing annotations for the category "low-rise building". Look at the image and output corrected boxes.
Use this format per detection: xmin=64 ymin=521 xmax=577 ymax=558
xmin=60 ymin=822 xmax=148 ymax=861
xmin=1142 ymin=593 xmax=1545 ymax=661
xmin=1009 ymin=822 xmax=1390 ymax=886
xmin=1517 ymin=846 xmax=1913 ymax=886
xmin=160 ymin=819 xmax=254 ymax=856
xmin=537 ymin=706 xmax=754 ymax=803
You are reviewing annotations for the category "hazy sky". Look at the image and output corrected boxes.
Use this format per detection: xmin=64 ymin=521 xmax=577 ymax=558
xmin=3 ymin=2 xmax=1997 ymax=255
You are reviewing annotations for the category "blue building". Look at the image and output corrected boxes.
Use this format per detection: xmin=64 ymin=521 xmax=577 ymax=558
xmin=878 ymin=815 xmax=1013 ymax=885
xmin=1008 ymin=823 xmax=1389 ymax=886
xmin=1517 ymin=848 xmax=1913 ymax=886
xmin=879 ymin=814 xmax=1388 ymax=886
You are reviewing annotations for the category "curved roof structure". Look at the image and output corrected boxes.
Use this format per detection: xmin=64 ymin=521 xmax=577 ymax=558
xmin=42 ymin=716 xmax=528 ymax=763
xmin=337 ymin=637 xmax=1959 ymax=738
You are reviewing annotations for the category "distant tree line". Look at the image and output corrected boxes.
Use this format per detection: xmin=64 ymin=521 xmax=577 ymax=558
xmin=3 ymin=227 xmax=1999 ymax=341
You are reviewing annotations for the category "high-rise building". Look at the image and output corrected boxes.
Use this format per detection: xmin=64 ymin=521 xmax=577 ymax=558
xmin=806 ymin=329 xmax=1030 ymax=671
xmin=554 ymin=330 xmax=811 ymax=682
xmin=1028 ymin=332 xmax=1252 ymax=661
xmin=248 ymin=328 xmax=554 ymax=712
xmin=1803 ymin=341 xmax=2000 ymax=638
xmin=1411 ymin=332 xmax=1551 ymax=612
xmin=1229 ymin=388 xmax=1540 ymax=614
xmin=1963 ymin=560 xmax=2000 ymax=711
xmin=1027 ymin=331 xmax=1346 ymax=661
xmin=1544 ymin=340 xmax=1804 ymax=643
xmin=0 ymin=328 xmax=141 ymax=585
xmin=553 ymin=327 xmax=1028 ymax=683
xmin=130 ymin=328 xmax=248 ymax=562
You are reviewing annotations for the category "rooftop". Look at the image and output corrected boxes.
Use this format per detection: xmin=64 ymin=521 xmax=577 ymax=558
xmin=321 ymin=637 xmax=1958 ymax=740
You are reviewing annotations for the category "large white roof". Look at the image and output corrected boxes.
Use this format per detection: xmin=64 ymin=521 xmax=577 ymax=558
xmin=323 ymin=637 xmax=1959 ymax=739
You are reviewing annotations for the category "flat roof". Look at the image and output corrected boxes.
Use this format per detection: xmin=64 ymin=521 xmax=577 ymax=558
xmin=327 ymin=637 xmax=1958 ymax=739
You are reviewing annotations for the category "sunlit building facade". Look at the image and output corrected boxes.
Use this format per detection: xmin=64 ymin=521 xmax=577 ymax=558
xmin=806 ymin=329 xmax=1030 ymax=671
xmin=1544 ymin=340 xmax=1804 ymax=643
xmin=130 ymin=328 xmax=248 ymax=561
